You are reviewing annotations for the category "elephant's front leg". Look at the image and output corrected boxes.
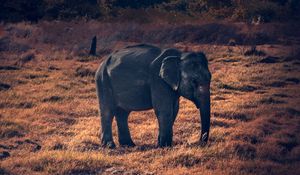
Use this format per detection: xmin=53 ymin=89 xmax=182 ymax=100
xmin=157 ymin=112 xmax=174 ymax=147
xmin=150 ymin=76 xmax=179 ymax=147
xmin=156 ymin=99 xmax=179 ymax=147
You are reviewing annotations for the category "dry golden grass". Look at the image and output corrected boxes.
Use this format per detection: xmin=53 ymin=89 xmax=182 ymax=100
xmin=1 ymin=21 xmax=300 ymax=175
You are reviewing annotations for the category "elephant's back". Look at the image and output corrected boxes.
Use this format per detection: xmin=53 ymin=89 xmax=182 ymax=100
xmin=107 ymin=44 xmax=161 ymax=78
xmin=104 ymin=44 xmax=161 ymax=110
xmin=111 ymin=44 xmax=161 ymax=66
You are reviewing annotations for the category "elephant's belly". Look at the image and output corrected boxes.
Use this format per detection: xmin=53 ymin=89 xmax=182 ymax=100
xmin=114 ymin=85 xmax=153 ymax=111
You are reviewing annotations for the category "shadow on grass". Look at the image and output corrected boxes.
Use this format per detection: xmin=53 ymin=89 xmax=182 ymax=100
xmin=259 ymin=97 xmax=285 ymax=104
xmin=217 ymin=82 xmax=258 ymax=92
xmin=42 ymin=96 xmax=63 ymax=102
xmin=213 ymin=111 xmax=251 ymax=121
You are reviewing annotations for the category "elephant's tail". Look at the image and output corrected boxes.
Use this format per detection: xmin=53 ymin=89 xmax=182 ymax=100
xmin=95 ymin=56 xmax=116 ymax=115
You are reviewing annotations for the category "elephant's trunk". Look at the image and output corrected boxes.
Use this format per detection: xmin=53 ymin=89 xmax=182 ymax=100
xmin=196 ymin=84 xmax=211 ymax=144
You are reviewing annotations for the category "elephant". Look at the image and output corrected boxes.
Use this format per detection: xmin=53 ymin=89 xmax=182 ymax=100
xmin=95 ymin=44 xmax=211 ymax=148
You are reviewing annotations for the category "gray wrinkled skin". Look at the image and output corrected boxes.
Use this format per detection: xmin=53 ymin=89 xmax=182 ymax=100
xmin=95 ymin=44 xmax=211 ymax=148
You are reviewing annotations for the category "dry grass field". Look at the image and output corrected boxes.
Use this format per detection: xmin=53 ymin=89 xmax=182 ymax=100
xmin=0 ymin=21 xmax=300 ymax=175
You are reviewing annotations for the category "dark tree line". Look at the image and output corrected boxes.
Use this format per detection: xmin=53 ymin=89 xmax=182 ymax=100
xmin=0 ymin=0 xmax=299 ymax=22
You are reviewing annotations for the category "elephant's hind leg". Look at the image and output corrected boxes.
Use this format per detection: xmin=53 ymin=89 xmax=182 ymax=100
xmin=100 ymin=108 xmax=116 ymax=148
xmin=96 ymin=63 xmax=117 ymax=149
xmin=115 ymin=108 xmax=135 ymax=147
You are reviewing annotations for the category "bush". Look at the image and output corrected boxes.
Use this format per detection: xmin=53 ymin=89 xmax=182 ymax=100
xmin=103 ymin=0 xmax=168 ymax=9
xmin=0 ymin=0 xmax=45 ymax=22
xmin=232 ymin=0 xmax=281 ymax=22
xmin=0 ymin=0 xmax=299 ymax=22
xmin=205 ymin=0 xmax=233 ymax=8
xmin=44 ymin=0 xmax=101 ymax=20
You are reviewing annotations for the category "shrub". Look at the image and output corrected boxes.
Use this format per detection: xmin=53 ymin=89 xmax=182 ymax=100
xmin=232 ymin=0 xmax=281 ymax=22
xmin=205 ymin=0 xmax=233 ymax=8
xmin=0 ymin=0 xmax=45 ymax=22
xmin=44 ymin=0 xmax=101 ymax=20
xmin=103 ymin=0 xmax=168 ymax=9
xmin=0 ymin=0 xmax=299 ymax=22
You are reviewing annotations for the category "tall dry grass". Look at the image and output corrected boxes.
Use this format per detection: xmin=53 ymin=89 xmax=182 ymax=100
xmin=0 ymin=20 xmax=300 ymax=175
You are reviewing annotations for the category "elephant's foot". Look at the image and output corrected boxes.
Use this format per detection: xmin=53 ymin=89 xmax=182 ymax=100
xmin=157 ymin=135 xmax=172 ymax=147
xmin=119 ymin=139 xmax=136 ymax=147
xmin=199 ymin=138 xmax=208 ymax=147
xmin=101 ymin=140 xmax=116 ymax=149
xmin=158 ymin=142 xmax=172 ymax=147
xmin=199 ymin=140 xmax=208 ymax=147
xmin=199 ymin=132 xmax=208 ymax=147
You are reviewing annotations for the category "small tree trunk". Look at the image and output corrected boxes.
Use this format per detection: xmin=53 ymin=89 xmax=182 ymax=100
xmin=89 ymin=36 xmax=97 ymax=56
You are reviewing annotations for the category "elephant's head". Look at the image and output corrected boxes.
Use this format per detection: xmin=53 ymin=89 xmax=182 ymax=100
xmin=159 ymin=51 xmax=211 ymax=144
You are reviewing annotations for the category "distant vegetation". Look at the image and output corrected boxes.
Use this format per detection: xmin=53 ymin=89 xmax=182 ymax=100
xmin=1 ymin=1 xmax=300 ymax=175
xmin=1 ymin=0 xmax=300 ymax=22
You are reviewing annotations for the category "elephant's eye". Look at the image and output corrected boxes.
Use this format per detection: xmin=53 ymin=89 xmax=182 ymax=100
xmin=189 ymin=62 xmax=198 ymax=69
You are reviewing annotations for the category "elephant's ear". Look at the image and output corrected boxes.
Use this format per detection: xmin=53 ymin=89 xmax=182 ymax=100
xmin=159 ymin=56 xmax=180 ymax=91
